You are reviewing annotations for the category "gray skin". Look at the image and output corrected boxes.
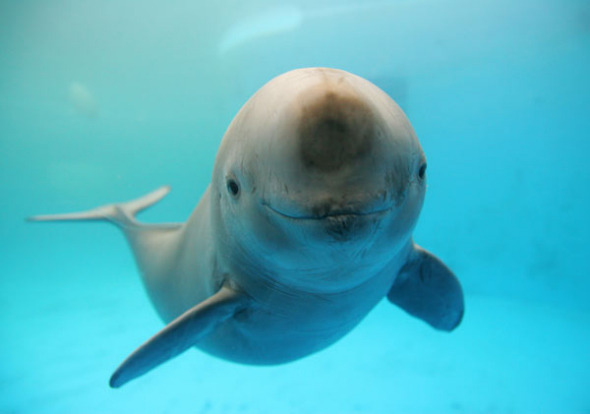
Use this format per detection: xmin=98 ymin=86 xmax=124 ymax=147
xmin=30 ymin=68 xmax=463 ymax=388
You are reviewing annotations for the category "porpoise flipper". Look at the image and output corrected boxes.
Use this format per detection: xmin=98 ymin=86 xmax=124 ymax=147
xmin=388 ymin=245 xmax=464 ymax=331
xmin=110 ymin=286 xmax=249 ymax=388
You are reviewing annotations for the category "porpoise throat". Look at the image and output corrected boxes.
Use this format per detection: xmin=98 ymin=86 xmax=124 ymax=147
xmin=29 ymin=67 xmax=464 ymax=388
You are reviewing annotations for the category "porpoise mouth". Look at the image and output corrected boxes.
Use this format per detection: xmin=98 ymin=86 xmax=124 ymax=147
xmin=263 ymin=203 xmax=394 ymax=221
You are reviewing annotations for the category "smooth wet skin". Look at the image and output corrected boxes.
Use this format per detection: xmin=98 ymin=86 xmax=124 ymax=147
xmin=29 ymin=68 xmax=463 ymax=388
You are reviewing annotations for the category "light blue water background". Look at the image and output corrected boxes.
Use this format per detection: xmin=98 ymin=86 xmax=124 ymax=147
xmin=1 ymin=0 xmax=589 ymax=412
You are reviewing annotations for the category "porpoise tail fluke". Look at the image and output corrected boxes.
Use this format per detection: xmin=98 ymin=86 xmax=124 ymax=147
xmin=27 ymin=186 xmax=171 ymax=230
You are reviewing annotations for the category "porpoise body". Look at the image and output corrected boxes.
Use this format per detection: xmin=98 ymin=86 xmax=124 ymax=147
xmin=30 ymin=68 xmax=464 ymax=388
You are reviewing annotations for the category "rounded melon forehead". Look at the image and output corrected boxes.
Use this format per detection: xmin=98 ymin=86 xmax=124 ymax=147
xmin=217 ymin=68 xmax=422 ymax=188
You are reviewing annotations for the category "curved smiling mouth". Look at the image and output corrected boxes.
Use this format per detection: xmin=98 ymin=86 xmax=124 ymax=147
xmin=263 ymin=203 xmax=393 ymax=220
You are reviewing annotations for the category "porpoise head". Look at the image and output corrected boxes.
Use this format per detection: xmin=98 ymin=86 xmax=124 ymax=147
xmin=212 ymin=68 xmax=427 ymax=293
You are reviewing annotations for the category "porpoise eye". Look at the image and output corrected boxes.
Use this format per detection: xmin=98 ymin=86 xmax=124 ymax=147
xmin=227 ymin=178 xmax=240 ymax=197
xmin=418 ymin=163 xmax=427 ymax=180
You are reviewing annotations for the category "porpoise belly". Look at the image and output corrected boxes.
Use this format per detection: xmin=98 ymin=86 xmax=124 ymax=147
xmin=195 ymin=304 xmax=365 ymax=365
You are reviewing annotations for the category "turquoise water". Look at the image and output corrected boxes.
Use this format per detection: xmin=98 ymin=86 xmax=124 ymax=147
xmin=1 ymin=0 xmax=589 ymax=412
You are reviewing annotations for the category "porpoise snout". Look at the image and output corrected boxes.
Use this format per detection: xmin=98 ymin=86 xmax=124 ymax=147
xmin=265 ymin=197 xmax=392 ymax=244
xmin=318 ymin=204 xmax=394 ymax=243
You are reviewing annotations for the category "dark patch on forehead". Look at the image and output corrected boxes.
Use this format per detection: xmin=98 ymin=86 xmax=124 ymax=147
xmin=298 ymin=91 xmax=375 ymax=172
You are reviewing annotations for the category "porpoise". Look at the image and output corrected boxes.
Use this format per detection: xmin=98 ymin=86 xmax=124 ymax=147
xmin=29 ymin=67 xmax=464 ymax=388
